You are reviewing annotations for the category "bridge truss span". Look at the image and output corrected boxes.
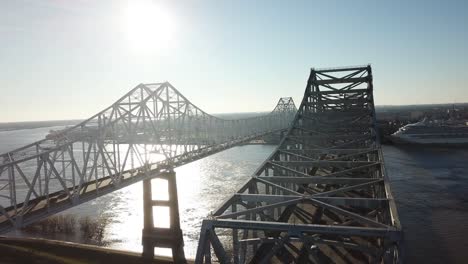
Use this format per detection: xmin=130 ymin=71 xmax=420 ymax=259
xmin=0 ymin=82 xmax=296 ymax=234
xmin=196 ymin=66 xmax=403 ymax=263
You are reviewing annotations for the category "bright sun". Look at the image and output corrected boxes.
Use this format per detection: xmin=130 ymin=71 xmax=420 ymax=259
xmin=124 ymin=0 xmax=176 ymax=53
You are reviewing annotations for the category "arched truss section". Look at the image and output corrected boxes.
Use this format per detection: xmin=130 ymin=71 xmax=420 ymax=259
xmin=0 ymin=82 xmax=297 ymax=233
xmin=196 ymin=66 xmax=403 ymax=264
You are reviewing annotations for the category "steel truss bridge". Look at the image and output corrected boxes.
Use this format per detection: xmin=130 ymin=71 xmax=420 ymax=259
xmin=0 ymin=82 xmax=296 ymax=236
xmin=196 ymin=66 xmax=403 ymax=263
xmin=0 ymin=65 xmax=402 ymax=264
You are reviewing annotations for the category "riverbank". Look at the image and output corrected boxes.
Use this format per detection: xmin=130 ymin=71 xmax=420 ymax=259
xmin=0 ymin=236 xmax=191 ymax=264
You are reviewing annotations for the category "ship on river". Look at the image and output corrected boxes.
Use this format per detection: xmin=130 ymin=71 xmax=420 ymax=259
xmin=390 ymin=118 xmax=468 ymax=145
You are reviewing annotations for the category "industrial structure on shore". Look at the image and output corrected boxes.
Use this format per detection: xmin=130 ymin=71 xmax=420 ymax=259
xmin=0 ymin=65 xmax=402 ymax=263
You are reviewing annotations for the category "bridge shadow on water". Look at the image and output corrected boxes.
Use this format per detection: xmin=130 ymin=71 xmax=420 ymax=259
xmin=383 ymin=145 xmax=468 ymax=264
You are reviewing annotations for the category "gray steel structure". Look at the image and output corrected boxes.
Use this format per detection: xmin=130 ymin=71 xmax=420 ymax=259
xmin=196 ymin=66 xmax=403 ymax=263
xmin=0 ymin=82 xmax=296 ymax=234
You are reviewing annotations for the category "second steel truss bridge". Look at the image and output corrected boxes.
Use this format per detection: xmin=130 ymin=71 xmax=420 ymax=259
xmin=0 ymin=82 xmax=296 ymax=235
xmin=196 ymin=65 xmax=403 ymax=263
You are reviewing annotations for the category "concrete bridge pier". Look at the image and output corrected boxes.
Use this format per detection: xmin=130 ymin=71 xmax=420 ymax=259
xmin=142 ymin=169 xmax=186 ymax=263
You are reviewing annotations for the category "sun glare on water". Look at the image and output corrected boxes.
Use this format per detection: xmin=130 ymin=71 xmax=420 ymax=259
xmin=124 ymin=0 xmax=176 ymax=53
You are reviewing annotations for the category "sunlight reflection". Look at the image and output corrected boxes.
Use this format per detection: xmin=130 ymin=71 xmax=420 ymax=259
xmin=152 ymin=178 xmax=169 ymax=201
xmin=153 ymin=206 xmax=170 ymax=228
xmin=102 ymin=145 xmax=275 ymax=258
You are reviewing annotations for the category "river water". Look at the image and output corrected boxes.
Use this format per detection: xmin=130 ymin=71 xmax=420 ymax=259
xmin=1 ymin=124 xmax=468 ymax=263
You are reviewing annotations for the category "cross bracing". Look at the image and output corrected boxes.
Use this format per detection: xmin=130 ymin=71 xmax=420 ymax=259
xmin=196 ymin=65 xmax=403 ymax=264
xmin=0 ymin=82 xmax=296 ymax=234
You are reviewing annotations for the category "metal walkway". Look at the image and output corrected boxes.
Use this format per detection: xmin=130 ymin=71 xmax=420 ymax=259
xmin=196 ymin=66 xmax=403 ymax=263
xmin=0 ymin=82 xmax=296 ymax=234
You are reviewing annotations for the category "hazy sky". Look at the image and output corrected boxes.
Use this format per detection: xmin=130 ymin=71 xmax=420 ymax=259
xmin=1 ymin=0 xmax=467 ymax=122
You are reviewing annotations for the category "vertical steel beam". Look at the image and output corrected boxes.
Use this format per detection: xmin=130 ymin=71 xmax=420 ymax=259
xmin=141 ymin=169 xmax=186 ymax=263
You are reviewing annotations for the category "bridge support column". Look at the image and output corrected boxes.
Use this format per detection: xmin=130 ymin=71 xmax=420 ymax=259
xmin=142 ymin=169 xmax=186 ymax=263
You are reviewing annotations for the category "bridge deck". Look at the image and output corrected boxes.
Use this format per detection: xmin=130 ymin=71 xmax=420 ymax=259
xmin=0 ymin=131 xmax=287 ymax=234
